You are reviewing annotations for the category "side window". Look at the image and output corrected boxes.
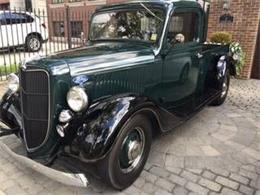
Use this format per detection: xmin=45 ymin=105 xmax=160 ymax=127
xmin=168 ymin=12 xmax=199 ymax=44
xmin=13 ymin=13 xmax=34 ymax=24
xmin=23 ymin=14 xmax=34 ymax=23
xmin=0 ymin=13 xmax=6 ymax=25
xmin=2 ymin=13 xmax=34 ymax=25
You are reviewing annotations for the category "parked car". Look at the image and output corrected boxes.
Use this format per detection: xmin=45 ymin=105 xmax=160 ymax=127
xmin=0 ymin=0 xmax=236 ymax=190
xmin=0 ymin=11 xmax=48 ymax=52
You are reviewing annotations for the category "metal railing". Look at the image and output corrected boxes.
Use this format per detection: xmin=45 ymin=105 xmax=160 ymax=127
xmin=0 ymin=7 xmax=92 ymax=80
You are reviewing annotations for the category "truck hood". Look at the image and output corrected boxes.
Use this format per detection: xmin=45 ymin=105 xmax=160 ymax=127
xmin=29 ymin=42 xmax=155 ymax=77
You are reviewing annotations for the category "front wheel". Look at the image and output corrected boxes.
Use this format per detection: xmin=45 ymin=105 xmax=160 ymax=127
xmin=98 ymin=114 xmax=152 ymax=190
xmin=25 ymin=35 xmax=42 ymax=52
xmin=210 ymin=71 xmax=230 ymax=106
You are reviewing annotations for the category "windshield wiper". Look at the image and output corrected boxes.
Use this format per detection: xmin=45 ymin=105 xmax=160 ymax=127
xmin=140 ymin=3 xmax=163 ymax=22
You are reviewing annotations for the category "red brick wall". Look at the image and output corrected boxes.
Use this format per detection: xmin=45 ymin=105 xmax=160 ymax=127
xmin=208 ymin=0 xmax=260 ymax=78
xmin=47 ymin=0 xmax=125 ymax=40
xmin=0 ymin=0 xmax=9 ymax=3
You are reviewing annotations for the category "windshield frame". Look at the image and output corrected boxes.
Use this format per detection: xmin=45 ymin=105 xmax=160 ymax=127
xmin=88 ymin=4 xmax=168 ymax=47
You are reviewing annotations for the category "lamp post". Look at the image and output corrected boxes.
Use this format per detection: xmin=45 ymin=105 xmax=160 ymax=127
xmin=223 ymin=0 xmax=231 ymax=11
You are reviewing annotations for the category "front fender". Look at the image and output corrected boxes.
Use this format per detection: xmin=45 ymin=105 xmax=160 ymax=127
xmin=70 ymin=94 xmax=154 ymax=161
xmin=0 ymin=90 xmax=22 ymax=130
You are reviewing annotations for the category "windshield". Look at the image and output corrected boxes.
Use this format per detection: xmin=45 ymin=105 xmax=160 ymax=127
xmin=90 ymin=5 xmax=165 ymax=44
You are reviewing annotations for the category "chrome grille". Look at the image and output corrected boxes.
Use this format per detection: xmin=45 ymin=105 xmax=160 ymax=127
xmin=20 ymin=68 xmax=50 ymax=150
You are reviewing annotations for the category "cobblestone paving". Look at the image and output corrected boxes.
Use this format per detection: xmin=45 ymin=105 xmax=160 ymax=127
xmin=0 ymin=79 xmax=260 ymax=195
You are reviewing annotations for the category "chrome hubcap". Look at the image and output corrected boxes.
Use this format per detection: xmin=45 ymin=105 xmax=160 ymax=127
xmin=119 ymin=127 xmax=145 ymax=173
xmin=128 ymin=140 xmax=142 ymax=163
xmin=29 ymin=38 xmax=40 ymax=51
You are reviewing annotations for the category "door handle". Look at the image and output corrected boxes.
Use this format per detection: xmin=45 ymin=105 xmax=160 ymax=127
xmin=196 ymin=53 xmax=203 ymax=59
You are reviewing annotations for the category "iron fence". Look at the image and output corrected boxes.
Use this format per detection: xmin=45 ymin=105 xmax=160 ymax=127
xmin=0 ymin=7 xmax=93 ymax=80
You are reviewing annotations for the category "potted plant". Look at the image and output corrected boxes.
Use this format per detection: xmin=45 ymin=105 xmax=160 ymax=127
xmin=210 ymin=31 xmax=246 ymax=77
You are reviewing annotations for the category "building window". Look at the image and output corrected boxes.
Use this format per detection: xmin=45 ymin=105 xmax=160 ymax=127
xmin=70 ymin=21 xmax=83 ymax=38
xmin=69 ymin=0 xmax=82 ymax=2
xmin=53 ymin=0 xmax=64 ymax=4
xmin=53 ymin=21 xmax=65 ymax=37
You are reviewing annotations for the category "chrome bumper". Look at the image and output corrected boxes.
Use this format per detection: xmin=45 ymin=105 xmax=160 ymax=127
xmin=0 ymin=141 xmax=89 ymax=188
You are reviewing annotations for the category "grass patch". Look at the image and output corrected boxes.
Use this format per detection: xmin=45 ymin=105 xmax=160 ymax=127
xmin=0 ymin=64 xmax=19 ymax=77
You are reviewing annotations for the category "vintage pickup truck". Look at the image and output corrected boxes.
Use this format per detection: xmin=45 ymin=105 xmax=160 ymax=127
xmin=0 ymin=0 xmax=235 ymax=190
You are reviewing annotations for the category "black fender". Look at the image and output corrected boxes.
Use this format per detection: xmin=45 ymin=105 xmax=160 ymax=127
xmin=69 ymin=94 xmax=181 ymax=162
xmin=0 ymin=90 xmax=22 ymax=131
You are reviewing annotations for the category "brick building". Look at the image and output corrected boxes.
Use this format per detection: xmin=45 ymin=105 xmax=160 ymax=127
xmin=0 ymin=0 xmax=46 ymax=11
xmin=0 ymin=0 xmax=9 ymax=10
xmin=46 ymin=0 xmax=260 ymax=79
xmin=46 ymin=0 xmax=126 ymax=42
xmin=208 ymin=0 xmax=260 ymax=79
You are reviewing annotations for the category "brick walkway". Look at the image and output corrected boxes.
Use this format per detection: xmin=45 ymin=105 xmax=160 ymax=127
xmin=0 ymin=79 xmax=259 ymax=195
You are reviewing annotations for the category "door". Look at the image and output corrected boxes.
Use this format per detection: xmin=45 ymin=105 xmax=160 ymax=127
xmin=161 ymin=9 xmax=203 ymax=116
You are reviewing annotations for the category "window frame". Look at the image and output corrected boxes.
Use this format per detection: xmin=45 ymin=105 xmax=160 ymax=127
xmin=88 ymin=5 xmax=167 ymax=46
xmin=52 ymin=0 xmax=64 ymax=4
xmin=165 ymin=7 xmax=203 ymax=47
xmin=53 ymin=21 xmax=65 ymax=37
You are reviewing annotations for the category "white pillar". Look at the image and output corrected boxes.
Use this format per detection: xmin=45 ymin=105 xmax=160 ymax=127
xmin=10 ymin=0 xmax=25 ymax=10
xmin=32 ymin=0 xmax=47 ymax=12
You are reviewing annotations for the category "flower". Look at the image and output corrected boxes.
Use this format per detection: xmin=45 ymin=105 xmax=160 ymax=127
xmin=229 ymin=42 xmax=246 ymax=75
xmin=233 ymin=54 xmax=240 ymax=61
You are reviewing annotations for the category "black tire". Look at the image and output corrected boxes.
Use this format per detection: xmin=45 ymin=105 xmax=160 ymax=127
xmin=98 ymin=114 xmax=152 ymax=190
xmin=25 ymin=34 xmax=42 ymax=52
xmin=210 ymin=70 xmax=230 ymax=106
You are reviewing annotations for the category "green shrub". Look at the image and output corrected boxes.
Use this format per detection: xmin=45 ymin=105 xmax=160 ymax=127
xmin=210 ymin=31 xmax=232 ymax=44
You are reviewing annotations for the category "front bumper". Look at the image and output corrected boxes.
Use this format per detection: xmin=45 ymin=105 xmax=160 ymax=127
xmin=0 ymin=140 xmax=89 ymax=188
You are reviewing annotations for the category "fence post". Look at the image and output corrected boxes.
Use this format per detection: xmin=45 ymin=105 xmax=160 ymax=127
xmin=65 ymin=6 xmax=72 ymax=49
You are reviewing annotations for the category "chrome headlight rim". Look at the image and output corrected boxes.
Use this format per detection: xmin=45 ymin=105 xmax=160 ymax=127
xmin=7 ymin=73 xmax=19 ymax=93
xmin=67 ymin=86 xmax=89 ymax=112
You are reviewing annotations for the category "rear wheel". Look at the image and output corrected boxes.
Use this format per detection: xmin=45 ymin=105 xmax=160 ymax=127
xmin=210 ymin=71 xmax=230 ymax=106
xmin=26 ymin=35 xmax=42 ymax=52
xmin=98 ymin=114 xmax=152 ymax=190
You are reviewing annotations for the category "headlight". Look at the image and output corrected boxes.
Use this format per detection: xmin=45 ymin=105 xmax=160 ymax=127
xmin=8 ymin=73 xmax=19 ymax=93
xmin=67 ymin=86 xmax=88 ymax=112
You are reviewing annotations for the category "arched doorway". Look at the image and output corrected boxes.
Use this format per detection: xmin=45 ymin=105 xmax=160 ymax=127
xmin=251 ymin=20 xmax=260 ymax=79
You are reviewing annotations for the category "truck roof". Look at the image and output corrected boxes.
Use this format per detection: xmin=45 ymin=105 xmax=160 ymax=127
xmin=97 ymin=0 xmax=203 ymax=12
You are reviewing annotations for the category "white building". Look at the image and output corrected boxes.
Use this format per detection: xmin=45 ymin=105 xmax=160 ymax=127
xmin=10 ymin=0 xmax=46 ymax=12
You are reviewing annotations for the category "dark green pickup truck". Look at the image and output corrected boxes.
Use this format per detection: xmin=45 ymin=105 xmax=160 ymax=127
xmin=0 ymin=0 xmax=235 ymax=190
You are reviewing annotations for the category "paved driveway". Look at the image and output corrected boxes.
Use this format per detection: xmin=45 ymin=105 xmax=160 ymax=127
xmin=0 ymin=79 xmax=259 ymax=195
